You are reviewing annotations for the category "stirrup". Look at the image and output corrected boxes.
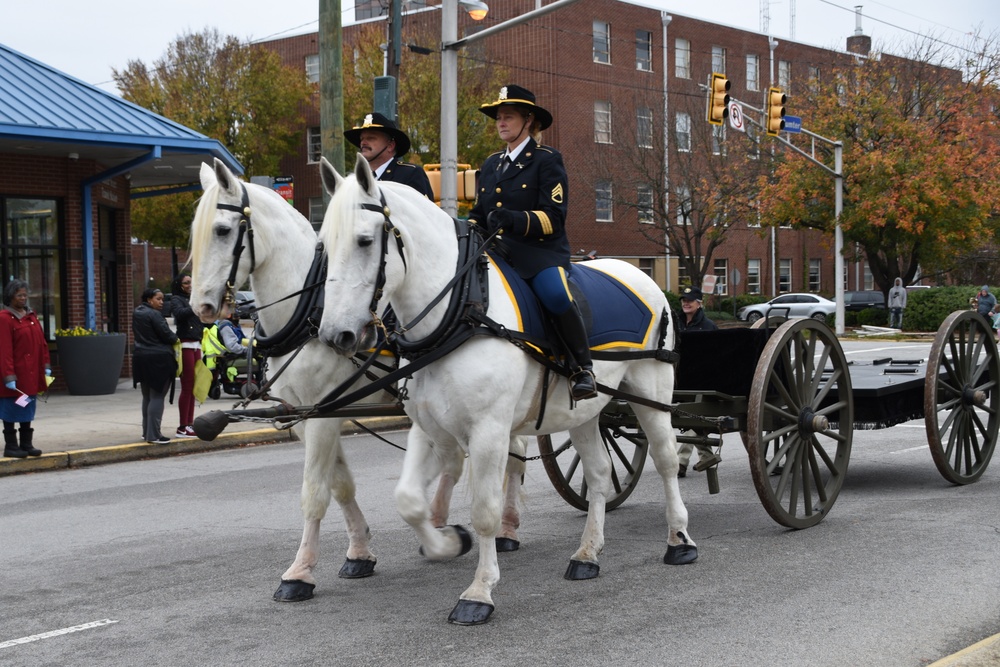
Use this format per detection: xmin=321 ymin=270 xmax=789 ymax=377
xmin=569 ymin=368 xmax=597 ymax=400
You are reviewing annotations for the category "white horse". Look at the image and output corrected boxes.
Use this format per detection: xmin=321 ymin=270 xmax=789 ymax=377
xmin=189 ymin=159 xmax=527 ymax=603
xmin=317 ymin=155 xmax=696 ymax=625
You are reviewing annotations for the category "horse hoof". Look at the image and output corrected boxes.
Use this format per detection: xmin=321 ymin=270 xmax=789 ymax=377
xmin=564 ymin=559 xmax=600 ymax=580
xmin=495 ymin=537 xmax=520 ymax=552
xmin=663 ymin=544 xmax=698 ymax=565
xmin=418 ymin=525 xmax=474 ymax=558
xmin=273 ymin=579 xmax=315 ymax=602
xmin=447 ymin=600 xmax=494 ymax=625
xmin=338 ymin=558 xmax=376 ymax=579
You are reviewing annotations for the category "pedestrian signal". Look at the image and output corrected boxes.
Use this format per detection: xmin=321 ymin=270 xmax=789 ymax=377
xmin=765 ymin=87 xmax=786 ymax=136
xmin=706 ymin=73 xmax=730 ymax=126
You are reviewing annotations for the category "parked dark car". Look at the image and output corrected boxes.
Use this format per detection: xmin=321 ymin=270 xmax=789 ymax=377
xmin=843 ymin=290 xmax=886 ymax=311
xmin=234 ymin=290 xmax=256 ymax=320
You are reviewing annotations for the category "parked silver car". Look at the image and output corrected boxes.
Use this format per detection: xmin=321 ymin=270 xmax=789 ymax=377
xmin=737 ymin=293 xmax=836 ymax=323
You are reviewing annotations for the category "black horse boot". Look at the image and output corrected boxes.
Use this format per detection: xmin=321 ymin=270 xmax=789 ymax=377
xmin=19 ymin=426 xmax=41 ymax=457
xmin=3 ymin=427 xmax=26 ymax=458
xmin=553 ymin=303 xmax=597 ymax=400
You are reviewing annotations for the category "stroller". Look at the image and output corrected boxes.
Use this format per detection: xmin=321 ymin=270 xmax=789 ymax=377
xmin=202 ymin=318 xmax=265 ymax=400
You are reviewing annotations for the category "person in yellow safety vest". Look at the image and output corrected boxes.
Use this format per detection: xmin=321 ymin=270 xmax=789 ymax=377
xmin=201 ymin=309 xmax=250 ymax=382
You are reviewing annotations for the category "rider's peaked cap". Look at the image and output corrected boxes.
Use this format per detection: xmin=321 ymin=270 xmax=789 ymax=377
xmin=344 ymin=112 xmax=411 ymax=157
xmin=479 ymin=85 xmax=553 ymax=130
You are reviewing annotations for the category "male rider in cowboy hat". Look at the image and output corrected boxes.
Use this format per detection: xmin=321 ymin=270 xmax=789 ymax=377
xmin=344 ymin=112 xmax=434 ymax=199
xmin=468 ymin=84 xmax=596 ymax=401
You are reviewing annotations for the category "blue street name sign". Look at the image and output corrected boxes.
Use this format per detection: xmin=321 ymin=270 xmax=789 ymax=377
xmin=783 ymin=115 xmax=802 ymax=133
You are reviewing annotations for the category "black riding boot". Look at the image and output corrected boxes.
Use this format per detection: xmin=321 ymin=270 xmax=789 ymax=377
xmin=19 ymin=426 xmax=41 ymax=457
xmin=553 ymin=303 xmax=597 ymax=400
xmin=3 ymin=426 xmax=26 ymax=458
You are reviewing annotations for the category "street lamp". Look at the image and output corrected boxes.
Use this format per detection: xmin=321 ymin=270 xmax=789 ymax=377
xmin=461 ymin=0 xmax=489 ymax=21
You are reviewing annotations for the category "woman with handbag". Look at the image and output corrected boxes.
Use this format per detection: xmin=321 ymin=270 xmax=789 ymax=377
xmin=133 ymin=288 xmax=178 ymax=444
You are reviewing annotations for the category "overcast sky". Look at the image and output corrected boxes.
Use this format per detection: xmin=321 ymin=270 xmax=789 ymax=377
xmin=2 ymin=0 xmax=996 ymax=94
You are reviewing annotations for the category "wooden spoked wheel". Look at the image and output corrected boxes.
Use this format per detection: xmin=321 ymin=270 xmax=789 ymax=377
xmin=538 ymin=418 xmax=648 ymax=512
xmin=924 ymin=310 xmax=999 ymax=484
xmin=746 ymin=319 xmax=854 ymax=529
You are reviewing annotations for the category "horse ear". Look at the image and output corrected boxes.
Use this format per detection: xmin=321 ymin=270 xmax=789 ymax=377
xmin=199 ymin=161 xmax=217 ymax=190
xmin=354 ymin=153 xmax=378 ymax=197
xmin=319 ymin=156 xmax=344 ymax=196
xmin=213 ymin=158 xmax=241 ymax=199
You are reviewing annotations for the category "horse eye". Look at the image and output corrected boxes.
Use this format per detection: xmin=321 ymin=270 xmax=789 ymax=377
xmin=358 ymin=236 xmax=373 ymax=248
xmin=214 ymin=225 xmax=231 ymax=237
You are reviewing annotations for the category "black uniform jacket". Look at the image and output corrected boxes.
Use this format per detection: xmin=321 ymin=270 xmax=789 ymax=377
xmin=469 ymin=138 xmax=570 ymax=280
xmin=381 ymin=159 xmax=434 ymax=200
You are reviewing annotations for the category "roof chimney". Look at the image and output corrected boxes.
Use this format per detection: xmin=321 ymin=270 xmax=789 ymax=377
xmin=846 ymin=5 xmax=871 ymax=55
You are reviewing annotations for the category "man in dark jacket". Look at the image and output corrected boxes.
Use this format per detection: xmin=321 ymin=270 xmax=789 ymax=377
xmin=676 ymin=286 xmax=718 ymax=476
xmin=344 ymin=112 xmax=434 ymax=199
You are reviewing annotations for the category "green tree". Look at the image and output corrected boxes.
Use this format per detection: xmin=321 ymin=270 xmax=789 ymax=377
xmin=758 ymin=37 xmax=1000 ymax=294
xmin=113 ymin=29 xmax=314 ymax=247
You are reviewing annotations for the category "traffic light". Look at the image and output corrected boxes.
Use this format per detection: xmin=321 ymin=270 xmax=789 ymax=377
xmin=706 ymin=73 xmax=730 ymax=125
xmin=765 ymin=87 xmax=786 ymax=136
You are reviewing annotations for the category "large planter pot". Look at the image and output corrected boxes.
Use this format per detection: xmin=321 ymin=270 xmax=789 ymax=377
xmin=55 ymin=334 xmax=127 ymax=396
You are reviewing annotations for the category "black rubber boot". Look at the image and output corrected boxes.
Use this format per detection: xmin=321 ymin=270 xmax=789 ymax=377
xmin=553 ymin=303 xmax=597 ymax=400
xmin=19 ymin=426 xmax=41 ymax=457
xmin=3 ymin=427 xmax=26 ymax=458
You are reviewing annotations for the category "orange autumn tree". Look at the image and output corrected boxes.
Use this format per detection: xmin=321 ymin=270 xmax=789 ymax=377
xmin=758 ymin=38 xmax=1000 ymax=293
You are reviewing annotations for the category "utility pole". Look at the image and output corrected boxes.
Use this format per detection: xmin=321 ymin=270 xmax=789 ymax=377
xmin=319 ymin=0 xmax=345 ymax=177
xmin=387 ymin=0 xmax=402 ymax=80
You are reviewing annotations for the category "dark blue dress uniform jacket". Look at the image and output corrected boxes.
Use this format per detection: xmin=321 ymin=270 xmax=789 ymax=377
xmin=468 ymin=138 xmax=570 ymax=280
xmin=381 ymin=159 xmax=434 ymax=200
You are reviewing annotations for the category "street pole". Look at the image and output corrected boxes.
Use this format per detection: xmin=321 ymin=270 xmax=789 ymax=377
xmin=439 ymin=0 xmax=581 ymax=217
xmin=319 ymin=0 xmax=345 ymax=178
xmin=834 ymin=143 xmax=844 ymax=334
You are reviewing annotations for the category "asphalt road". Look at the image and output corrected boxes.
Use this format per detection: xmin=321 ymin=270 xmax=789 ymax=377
xmin=3 ymin=379 xmax=999 ymax=667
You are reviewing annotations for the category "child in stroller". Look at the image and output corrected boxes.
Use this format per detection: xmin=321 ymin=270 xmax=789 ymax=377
xmin=201 ymin=310 xmax=263 ymax=399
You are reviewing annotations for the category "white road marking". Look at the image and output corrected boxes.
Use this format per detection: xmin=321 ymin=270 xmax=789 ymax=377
xmin=0 ymin=619 xmax=119 ymax=649
xmin=890 ymin=445 xmax=927 ymax=454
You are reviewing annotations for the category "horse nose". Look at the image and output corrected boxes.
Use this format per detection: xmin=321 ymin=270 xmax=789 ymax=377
xmin=318 ymin=325 xmax=357 ymax=355
xmin=197 ymin=303 xmax=218 ymax=323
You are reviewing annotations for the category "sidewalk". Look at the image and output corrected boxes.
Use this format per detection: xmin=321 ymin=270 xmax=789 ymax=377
xmin=0 ymin=379 xmax=410 ymax=477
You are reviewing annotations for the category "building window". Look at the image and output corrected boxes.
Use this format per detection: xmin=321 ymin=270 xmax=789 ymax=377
xmin=714 ymin=258 xmax=729 ymax=295
xmin=675 ymin=112 xmax=691 ymax=152
xmin=675 ymin=38 xmax=691 ymax=79
xmin=596 ymin=181 xmax=613 ymax=222
xmin=712 ymin=124 xmax=725 ymax=155
xmin=593 ymin=20 xmax=611 ymax=64
xmin=636 ymin=30 xmax=652 ymax=71
xmin=675 ymin=186 xmax=691 ymax=225
xmin=1 ymin=197 xmax=62 ymax=339
xmin=307 ymin=127 xmax=322 ymax=163
xmin=863 ymin=262 xmax=874 ymax=290
xmin=309 ymin=197 xmax=326 ymax=230
xmin=354 ymin=0 xmax=385 ymax=20
xmin=305 ymin=54 xmax=319 ymax=84
xmin=638 ymin=258 xmax=654 ymax=278
xmin=746 ymin=54 xmax=760 ymax=91
xmin=809 ymin=259 xmax=821 ymax=292
xmin=636 ymin=107 xmax=653 ymax=148
xmin=747 ymin=259 xmax=761 ymax=294
xmin=712 ymin=46 xmax=726 ymax=74
xmin=637 ymin=184 xmax=654 ymax=224
xmin=779 ymin=259 xmax=792 ymax=293
xmin=778 ymin=60 xmax=791 ymax=89
xmin=594 ymin=100 xmax=612 ymax=144
xmin=808 ymin=65 xmax=821 ymax=91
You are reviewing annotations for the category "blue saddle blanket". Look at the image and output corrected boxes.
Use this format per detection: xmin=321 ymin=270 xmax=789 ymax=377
xmin=488 ymin=253 xmax=657 ymax=350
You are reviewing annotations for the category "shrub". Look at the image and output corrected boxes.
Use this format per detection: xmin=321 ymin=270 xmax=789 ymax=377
xmin=905 ymin=286 xmax=979 ymax=332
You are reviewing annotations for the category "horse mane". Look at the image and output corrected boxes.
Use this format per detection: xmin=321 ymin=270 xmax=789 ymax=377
xmin=190 ymin=180 xmax=220 ymax=289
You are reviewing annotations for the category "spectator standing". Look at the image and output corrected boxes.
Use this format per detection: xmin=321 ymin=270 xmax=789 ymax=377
xmin=888 ymin=278 xmax=907 ymax=329
xmin=133 ymin=288 xmax=178 ymax=444
xmin=170 ymin=273 xmax=205 ymax=437
xmin=675 ymin=286 xmax=718 ymax=477
xmin=976 ymin=286 xmax=997 ymax=323
xmin=0 ymin=279 xmax=50 ymax=458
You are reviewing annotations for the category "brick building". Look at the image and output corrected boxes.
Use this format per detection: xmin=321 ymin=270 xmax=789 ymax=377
xmin=261 ymin=0 xmax=915 ymax=299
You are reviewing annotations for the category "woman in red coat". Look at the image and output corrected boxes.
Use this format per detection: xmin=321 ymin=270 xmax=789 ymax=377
xmin=0 ymin=279 xmax=50 ymax=458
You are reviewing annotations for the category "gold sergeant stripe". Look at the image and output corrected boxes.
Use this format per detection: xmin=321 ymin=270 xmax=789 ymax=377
xmin=536 ymin=211 xmax=553 ymax=235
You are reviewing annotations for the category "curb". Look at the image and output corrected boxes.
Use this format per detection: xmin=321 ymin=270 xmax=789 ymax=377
xmin=0 ymin=416 xmax=411 ymax=477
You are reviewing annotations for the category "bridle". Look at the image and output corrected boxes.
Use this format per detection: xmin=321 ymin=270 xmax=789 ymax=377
xmin=215 ymin=183 xmax=256 ymax=309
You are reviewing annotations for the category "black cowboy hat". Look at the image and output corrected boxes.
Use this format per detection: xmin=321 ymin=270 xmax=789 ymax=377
xmin=343 ymin=112 xmax=411 ymax=157
xmin=478 ymin=85 xmax=553 ymax=130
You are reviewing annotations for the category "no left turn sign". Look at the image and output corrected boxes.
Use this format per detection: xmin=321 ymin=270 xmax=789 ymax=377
xmin=728 ymin=101 xmax=745 ymax=133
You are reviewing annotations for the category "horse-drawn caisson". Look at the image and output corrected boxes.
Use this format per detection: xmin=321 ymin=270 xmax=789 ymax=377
xmin=191 ymin=157 xmax=998 ymax=625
